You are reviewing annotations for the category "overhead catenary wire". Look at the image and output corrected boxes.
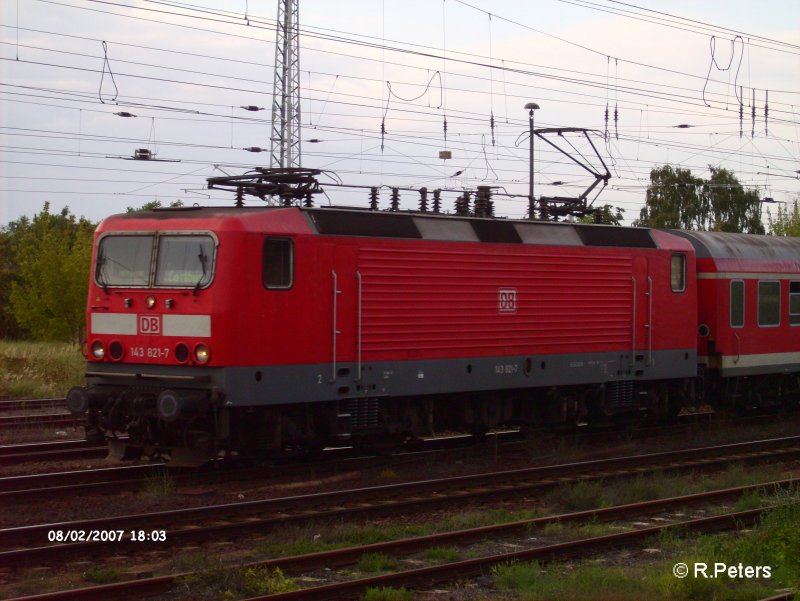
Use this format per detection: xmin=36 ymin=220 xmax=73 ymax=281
xmin=2 ymin=0 xmax=797 ymax=222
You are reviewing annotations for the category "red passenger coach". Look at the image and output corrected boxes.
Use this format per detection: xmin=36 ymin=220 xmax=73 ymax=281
xmin=673 ymin=231 xmax=800 ymax=409
xmin=68 ymin=205 xmax=706 ymax=462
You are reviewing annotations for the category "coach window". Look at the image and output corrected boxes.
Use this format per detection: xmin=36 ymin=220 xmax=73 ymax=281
xmin=790 ymin=282 xmax=800 ymax=326
xmin=758 ymin=281 xmax=780 ymax=327
xmin=263 ymin=238 xmax=293 ymax=289
xmin=670 ymin=254 xmax=686 ymax=292
xmin=730 ymin=280 xmax=744 ymax=328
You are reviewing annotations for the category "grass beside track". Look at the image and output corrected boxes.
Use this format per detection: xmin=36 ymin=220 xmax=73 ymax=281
xmin=0 ymin=341 xmax=84 ymax=399
xmin=492 ymin=499 xmax=800 ymax=601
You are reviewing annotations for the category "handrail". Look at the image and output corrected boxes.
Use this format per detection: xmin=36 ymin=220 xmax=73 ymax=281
xmin=356 ymin=270 xmax=362 ymax=381
xmin=647 ymin=275 xmax=653 ymax=367
xmin=631 ymin=276 xmax=637 ymax=367
xmin=331 ymin=270 xmax=341 ymax=382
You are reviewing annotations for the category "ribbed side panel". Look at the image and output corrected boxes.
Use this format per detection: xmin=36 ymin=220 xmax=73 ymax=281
xmin=359 ymin=246 xmax=633 ymax=355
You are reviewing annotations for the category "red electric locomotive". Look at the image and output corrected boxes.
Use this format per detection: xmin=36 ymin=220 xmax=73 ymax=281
xmin=66 ymin=203 xmax=799 ymax=463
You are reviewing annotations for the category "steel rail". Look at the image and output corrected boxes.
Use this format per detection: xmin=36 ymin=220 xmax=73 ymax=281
xmin=0 ymin=441 xmax=107 ymax=466
xmin=242 ymin=505 xmax=781 ymax=601
xmin=0 ymin=413 xmax=78 ymax=430
xmin=6 ymin=479 xmax=797 ymax=601
xmin=0 ymin=398 xmax=65 ymax=412
xmin=2 ymin=435 xmax=800 ymax=563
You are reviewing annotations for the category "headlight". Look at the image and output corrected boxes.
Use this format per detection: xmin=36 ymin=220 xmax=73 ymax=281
xmin=194 ymin=344 xmax=210 ymax=364
xmin=91 ymin=340 xmax=105 ymax=360
xmin=145 ymin=295 xmax=157 ymax=309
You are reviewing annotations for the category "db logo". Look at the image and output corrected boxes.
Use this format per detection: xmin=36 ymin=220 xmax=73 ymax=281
xmin=138 ymin=315 xmax=162 ymax=335
xmin=498 ymin=288 xmax=517 ymax=313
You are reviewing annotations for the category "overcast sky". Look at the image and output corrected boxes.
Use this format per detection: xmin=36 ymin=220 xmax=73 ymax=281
xmin=1 ymin=0 xmax=798 ymax=226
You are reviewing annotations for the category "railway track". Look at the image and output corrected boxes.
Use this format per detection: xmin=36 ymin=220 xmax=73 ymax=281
xmin=0 ymin=398 xmax=65 ymax=412
xmin=0 ymin=413 xmax=78 ymax=431
xmin=3 ymin=434 xmax=800 ymax=565
xmin=6 ymin=477 xmax=797 ymax=601
xmin=0 ymin=440 xmax=107 ymax=466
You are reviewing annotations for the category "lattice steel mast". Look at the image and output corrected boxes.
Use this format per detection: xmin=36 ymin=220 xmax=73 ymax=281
xmin=270 ymin=0 xmax=302 ymax=169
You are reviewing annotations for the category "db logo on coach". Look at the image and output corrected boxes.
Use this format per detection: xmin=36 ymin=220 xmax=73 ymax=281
xmin=138 ymin=315 xmax=162 ymax=335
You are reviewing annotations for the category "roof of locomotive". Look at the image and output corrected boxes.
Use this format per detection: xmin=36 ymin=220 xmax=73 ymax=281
xmin=99 ymin=205 xmax=692 ymax=251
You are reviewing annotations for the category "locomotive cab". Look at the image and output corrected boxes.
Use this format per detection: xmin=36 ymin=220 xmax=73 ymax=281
xmin=69 ymin=214 xmax=226 ymax=464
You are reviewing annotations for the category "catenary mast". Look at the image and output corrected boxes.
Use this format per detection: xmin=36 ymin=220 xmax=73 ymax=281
xmin=270 ymin=0 xmax=302 ymax=169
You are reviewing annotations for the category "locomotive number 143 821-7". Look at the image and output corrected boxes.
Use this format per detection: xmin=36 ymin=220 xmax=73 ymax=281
xmin=130 ymin=346 xmax=170 ymax=359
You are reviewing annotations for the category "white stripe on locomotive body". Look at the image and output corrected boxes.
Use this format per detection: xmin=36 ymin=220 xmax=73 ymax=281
xmin=90 ymin=313 xmax=211 ymax=337
xmin=91 ymin=313 xmax=137 ymax=335
xmin=699 ymin=352 xmax=800 ymax=369
xmin=697 ymin=273 xmax=800 ymax=280
xmin=162 ymin=315 xmax=211 ymax=337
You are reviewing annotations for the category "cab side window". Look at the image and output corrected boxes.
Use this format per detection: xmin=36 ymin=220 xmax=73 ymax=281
xmin=263 ymin=238 xmax=293 ymax=289
xmin=670 ymin=254 xmax=686 ymax=292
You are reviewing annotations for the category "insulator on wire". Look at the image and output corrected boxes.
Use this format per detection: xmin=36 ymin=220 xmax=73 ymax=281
xmin=419 ymin=187 xmax=428 ymax=212
xmin=614 ymin=103 xmax=619 ymax=140
xmin=751 ymin=88 xmax=756 ymax=138
xmin=443 ymin=116 xmax=448 ymax=143
xmin=369 ymin=187 xmax=379 ymax=210
xmin=455 ymin=191 xmax=471 ymax=216
xmin=739 ymin=86 xmax=744 ymax=139
xmin=432 ymin=189 xmax=442 ymax=213
xmin=490 ymin=113 xmax=496 ymax=146
xmin=604 ymin=104 xmax=609 ymax=140
xmin=390 ymin=187 xmax=400 ymax=211
xmin=381 ymin=119 xmax=386 ymax=151
xmin=475 ymin=186 xmax=493 ymax=218
xmin=765 ymin=90 xmax=769 ymax=136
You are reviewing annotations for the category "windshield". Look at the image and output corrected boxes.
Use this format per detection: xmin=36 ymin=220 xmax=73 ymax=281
xmin=96 ymin=235 xmax=153 ymax=287
xmin=96 ymin=233 xmax=215 ymax=288
xmin=155 ymin=235 xmax=214 ymax=287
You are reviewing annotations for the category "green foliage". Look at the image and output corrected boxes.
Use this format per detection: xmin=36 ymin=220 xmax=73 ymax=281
xmin=768 ymin=199 xmax=800 ymax=236
xmin=494 ymin=561 xmax=657 ymax=600
xmin=177 ymin=560 xmax=296 ymax=599
xmin=82 ymin=566 xmax=122 ymax=584
xmin=126 ymin=199 xmax=184 ymax=213
xmin=0 ymin=340 xmax=85 ymax=397
xmin=423 ymin=546 xmax=462 ymax=562
xmin=357 ymin=552 xmax=399 ymax=574
xmin=579 ymin=204 xmax=625 ymax=226
xmin=360 ymin=587 xmax=414 ymax=601
xmin=636 ymin=165 xmax=764 ymax=233
xmin=4 ymin=203 xmax=95 ymax=343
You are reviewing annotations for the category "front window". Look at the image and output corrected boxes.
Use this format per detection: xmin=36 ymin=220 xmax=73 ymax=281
xmin=95 ymin=233 xmax=215 ymax=288
xmin=155 ymin=235 xmax=214 ymax=288
xmin=96 ymin=235 xmax=153 ymax=287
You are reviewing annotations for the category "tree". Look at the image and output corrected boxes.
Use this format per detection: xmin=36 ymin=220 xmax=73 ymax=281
xmin=636 ymin=165 xmax=705 ymax=230
xmin=7 ymin=203 xmax=95 ymax=344
xmin=703 ymin=167 xmax=764 ymax=234
xmin=635 ymin=165 xmax=765 ymax=233
xmin=126 ymin=199 xmax=183 ymax=213
xmin=768 ymin=199 xmax=800 ymax=237
xmin=0 ymin=229 xmax=26 ymax=339
xmin=579 ymin=204 xmax=625 ymax=226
